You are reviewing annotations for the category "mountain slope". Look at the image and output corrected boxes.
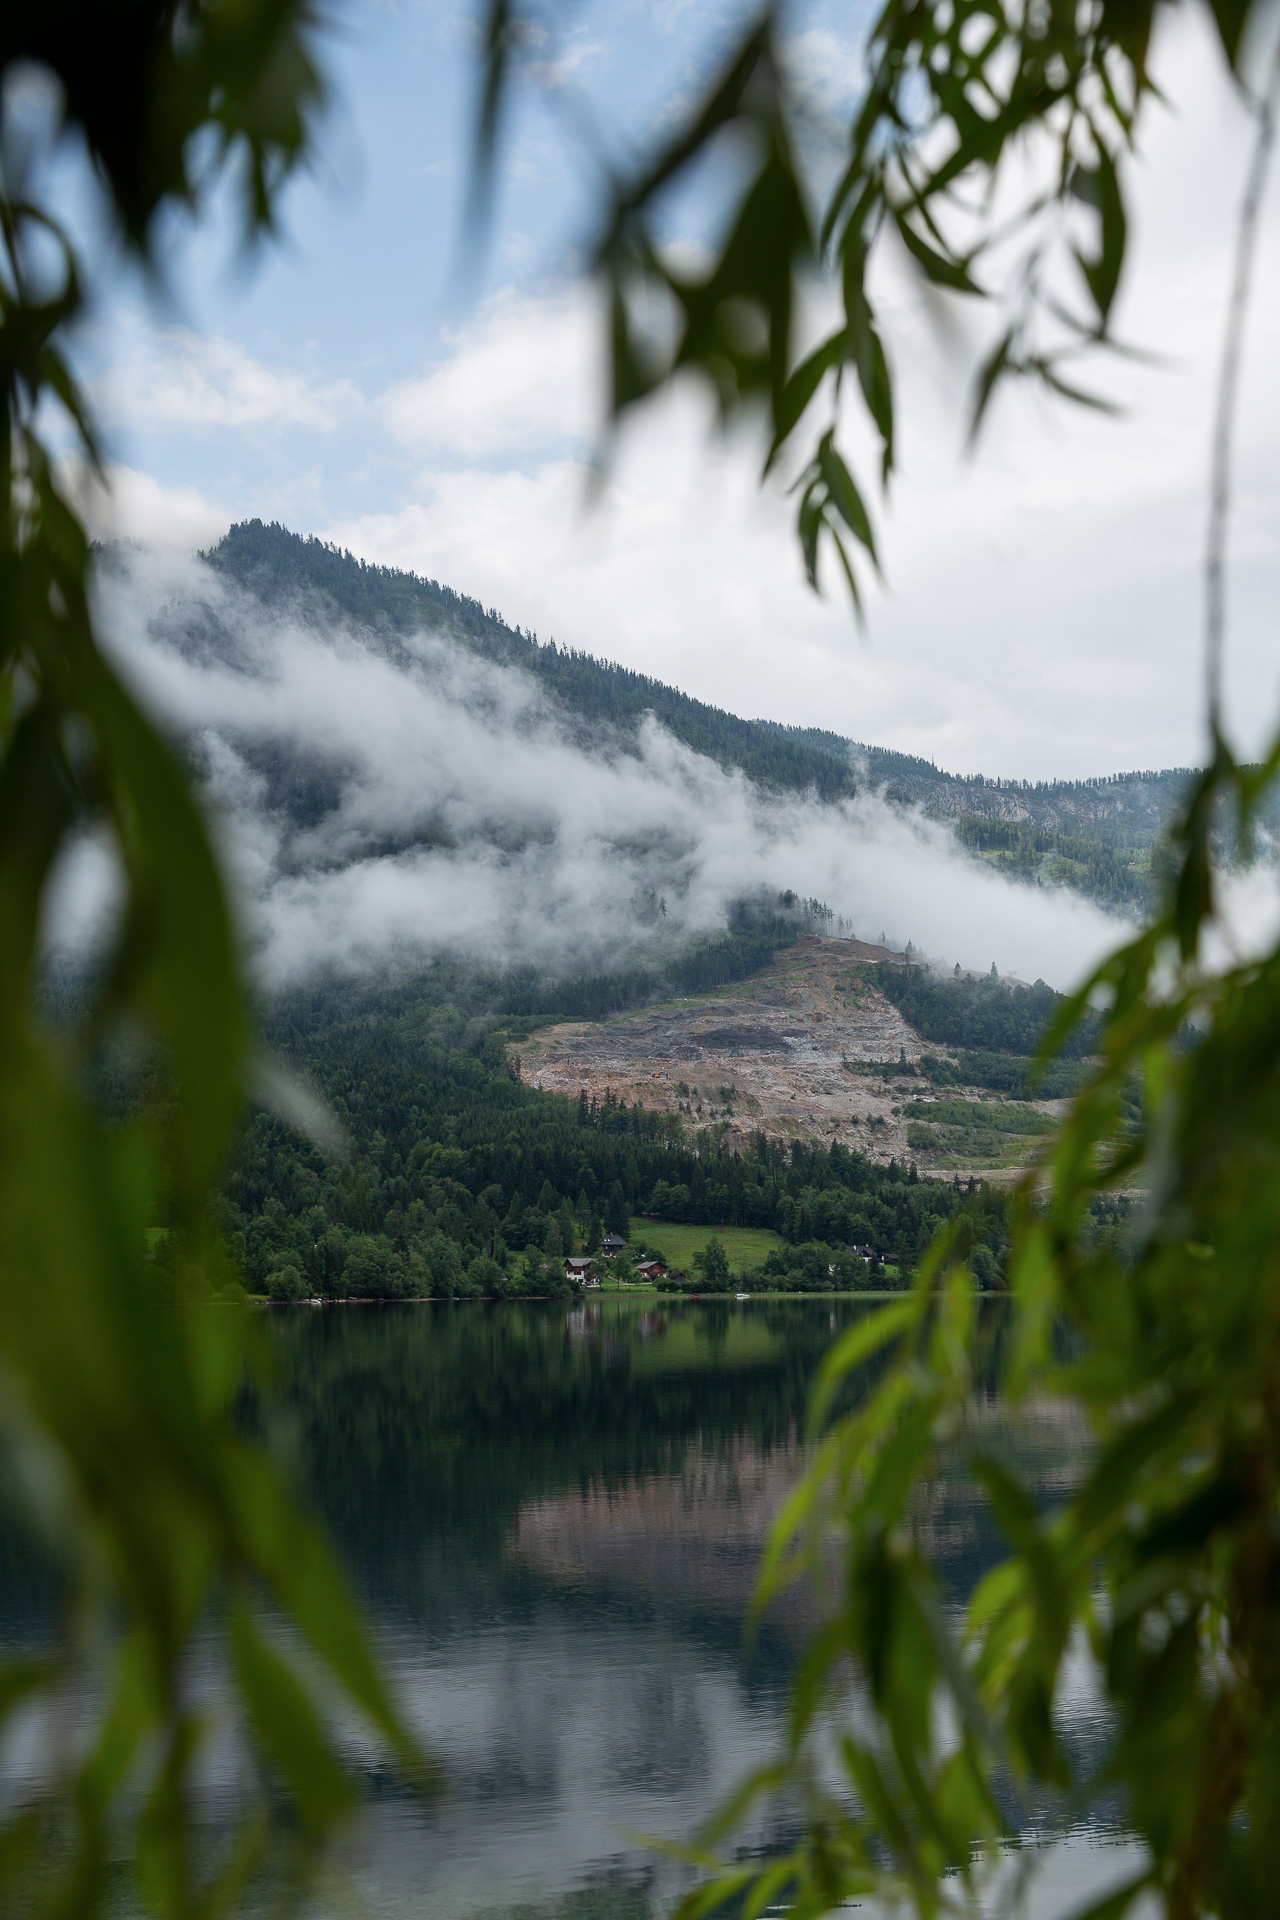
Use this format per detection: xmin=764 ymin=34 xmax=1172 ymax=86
xmin=759 ymin=721 xmax=1193 ymax=845
xmin=206 ymin=520 xmax=859 ymax=801
xmin=205 ymin=521 xmax=1193 ymax=915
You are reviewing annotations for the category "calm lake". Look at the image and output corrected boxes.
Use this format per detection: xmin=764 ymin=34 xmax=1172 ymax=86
xmin=259 ymin=1298 xmax=1146 ymax=1920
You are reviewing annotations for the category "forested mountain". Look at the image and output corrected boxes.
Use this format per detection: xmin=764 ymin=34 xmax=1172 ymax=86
xmin=217 ymin=919 xmax=1121 ymax=1301
xmin=205 ymin=520 xmax=1197 ymax=914
xmin=226 ymin=962 xmax=1003 ymax=1302
xmin=225 ymin=900 xmax=987 ymax=1297
xmin=758 ymin=721 xmax=1194 ymax=845
xmin=179 ymin=519 xmax=1148 ymax=1299
xmin=207 ymin=521 xmax=858 ymax=801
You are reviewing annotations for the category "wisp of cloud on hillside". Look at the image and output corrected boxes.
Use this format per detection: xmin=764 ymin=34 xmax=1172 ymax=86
xmin=86 ymin=549 xmax=1126 ymax=993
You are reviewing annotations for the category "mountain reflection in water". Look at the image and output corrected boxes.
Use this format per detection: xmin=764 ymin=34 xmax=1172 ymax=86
xmin=259 ymin=1299 xmax=1134 ymax=1920
xmin=0 ymin=1299 xmax=1140 ymax=1919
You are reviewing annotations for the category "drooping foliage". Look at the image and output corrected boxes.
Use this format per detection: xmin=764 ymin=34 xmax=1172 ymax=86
xmin=4 ymin=1 xmax=1280 ymax=1916
xmin=0 ymin=9 xmax=425 ymax=1915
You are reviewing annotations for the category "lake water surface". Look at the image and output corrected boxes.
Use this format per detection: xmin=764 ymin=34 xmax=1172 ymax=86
xmin=264 ymin=1299 xmax=1146 ymax=1920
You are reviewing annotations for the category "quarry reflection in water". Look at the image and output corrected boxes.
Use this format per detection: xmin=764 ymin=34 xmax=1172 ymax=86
xmin=261 ymin=1297 xmax=1141 ymax=1920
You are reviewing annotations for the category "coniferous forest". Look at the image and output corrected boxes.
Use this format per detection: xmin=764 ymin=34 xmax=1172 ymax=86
xmin=190 ymin=523 xmax=1147 ymax=1302
xmin=207 ymin=521 xmax=1199 ymax=916
xmin=214 ymin=927 xmax=1127 ymax=1302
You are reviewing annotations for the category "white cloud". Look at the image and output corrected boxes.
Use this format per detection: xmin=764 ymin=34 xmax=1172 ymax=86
xmin=781 ymin=25 xmax=867 ymax=121
xmin=330 ymin=8 xmax=1280 ymax=782
xmin=379 ymin=289 xmax=600 ymax=457
xmin=91 ymin=548 xmax=1124 ymax=992
xmin=83 ymin=6 xmax=1280 ymax=789
xmin=525 ymin=28 xmax=607 ymax=91
xmin=95 ymin=324 xmax=363 ymax=434
xmin=67 ymin=461 xmax=231 ymax=550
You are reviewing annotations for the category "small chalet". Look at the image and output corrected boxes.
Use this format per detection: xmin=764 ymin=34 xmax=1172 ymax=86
xmin=634 ymin=1259 xmax=668 ymax=1279
xmin=565 ymin=1256 xmax=594 ymax=1280
xmin=601 ymin=1233 xmax=628 ymax=1255
xmin=849 ymin=1244 xmax=877 ymax=1262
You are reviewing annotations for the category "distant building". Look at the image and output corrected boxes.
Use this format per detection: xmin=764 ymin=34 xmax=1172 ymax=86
xmin=849 ymin=1244 xmax=877 ymax=1261
xmin=634 ymin=1259 xmax=668 ymax=1279
xmin=601 ymin=1233 xmax=628 ymax=1254
xmin=565 ymin=1256 xmax=594 ymax=1280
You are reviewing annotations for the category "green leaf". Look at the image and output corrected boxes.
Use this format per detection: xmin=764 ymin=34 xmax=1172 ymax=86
xmin=767 ymin=330 xmax=848 ymax=468
xmin=230 ymin=1607 xmax=354 ymax=1837
xmin=969 ymin=329 xmax=1015 ymax=441
xmin=228 ymin=1449 xmax=436 ymax=1788
xmin=1205 ymin=0 xmax=1257 ymax=68
xmin=816 ymin=432 xmax=878 ymax=562
xmin=892 ymin=212 xmax=981 ymax=294
xmin=1071 ymin=149 xmax=1128 ymax=325
xmin=809 ymin=1298 xmax=918 ymax=1430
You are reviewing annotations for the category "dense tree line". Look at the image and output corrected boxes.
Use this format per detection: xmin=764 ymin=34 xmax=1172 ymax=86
xmin=753 ymin=724 xmax=1197 ymax=847
xmin=224 ymin=977 xmax=996 ymax=1299
xmin=951 ymin=817 xmax=1150 ymax=911
xmin=261 ymin=898 xmax=816 ymax=1039
xmin=207 ymin=521 xmax=859 ymax=800
xmin=867 ymin=961 xmax=1098 ymax=1060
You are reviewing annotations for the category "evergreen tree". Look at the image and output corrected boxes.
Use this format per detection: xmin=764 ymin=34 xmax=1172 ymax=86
xmin=605 ymin=1180 xmax=630 ymax=1238
xmin=543 ymin=1218 xmax=564 ymax=1261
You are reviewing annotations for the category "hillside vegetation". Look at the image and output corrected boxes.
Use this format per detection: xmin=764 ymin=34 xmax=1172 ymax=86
xmin=207 ymin=521 xmax=1193 ymax=914
xmin=867 ymin=962 xmax=1097 ymax=1057
xmin=225 ymin=963 xmax=1003 ymax=1300
xmin=207 ymin=520 xmax=858 ymax=801
xmin=863 ymin=961 xmax=1097 ymax=1100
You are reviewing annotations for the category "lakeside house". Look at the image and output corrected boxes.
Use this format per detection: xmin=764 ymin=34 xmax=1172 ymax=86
xmin=634 ymin=1260 xmax=668 ymax=1279
xmin=565 ymin=1256 xmax=599 ymax=1287
xmin=601 ymin=1233 xmax=628 ymax=1255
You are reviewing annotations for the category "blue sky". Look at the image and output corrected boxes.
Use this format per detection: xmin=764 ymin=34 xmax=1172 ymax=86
xmin=48 ymin=1 xmax=1280 ymax=780
xmin=80 ymin=0 xmax=807 ymax=510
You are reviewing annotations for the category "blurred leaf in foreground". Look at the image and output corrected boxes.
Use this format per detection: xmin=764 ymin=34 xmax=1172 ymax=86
xmin=0 ymin=6 xmax=430 ymax=1914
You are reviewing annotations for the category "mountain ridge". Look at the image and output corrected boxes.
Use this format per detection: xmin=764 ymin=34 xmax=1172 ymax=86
xmin=203 ymin=518 xmax=1193 ymax=914
xmin=206 ymin=519 xmax=1191 ymax=823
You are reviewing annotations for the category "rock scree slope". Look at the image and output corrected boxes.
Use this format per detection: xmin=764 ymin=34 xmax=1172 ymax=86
xmin=513 ymin=937 xmax=1062 ymax=1177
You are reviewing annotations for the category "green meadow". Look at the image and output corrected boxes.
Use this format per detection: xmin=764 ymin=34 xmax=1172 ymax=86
xmin=631 ymin=1218 xmax=784 ymax=1274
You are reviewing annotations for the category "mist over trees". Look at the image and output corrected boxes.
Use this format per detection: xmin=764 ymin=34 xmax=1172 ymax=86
xmin=208 ymin=521 xmax=1192 ymax=918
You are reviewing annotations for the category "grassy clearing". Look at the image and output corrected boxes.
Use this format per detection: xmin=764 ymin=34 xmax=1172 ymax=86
xmin=632 ymin=1218 xmax=784 ymax=1273
xmin=902 ymin=1094 xmax=1055 ymax=1168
